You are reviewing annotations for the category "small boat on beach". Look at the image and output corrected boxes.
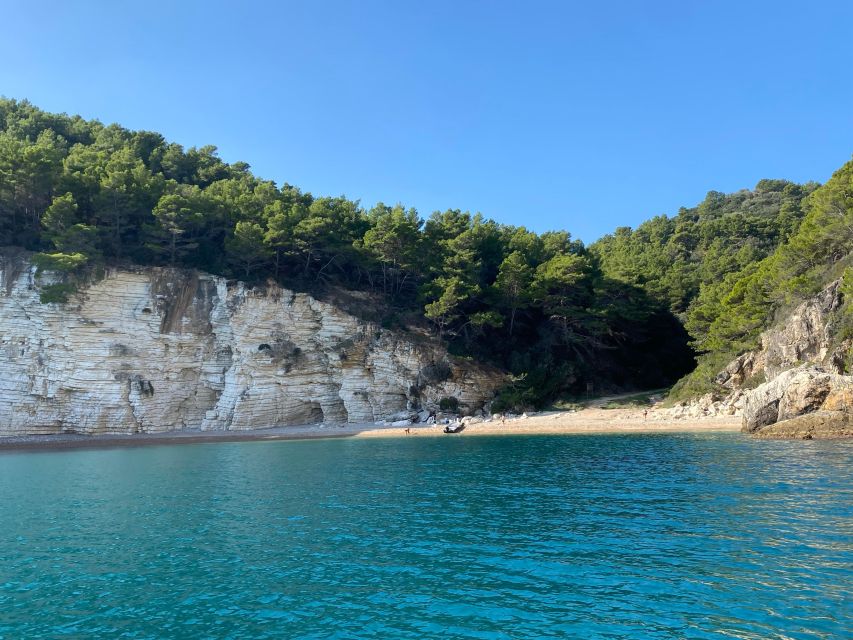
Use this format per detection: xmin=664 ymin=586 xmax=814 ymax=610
xmin=443 ymin=423 xmax=465 ymax=434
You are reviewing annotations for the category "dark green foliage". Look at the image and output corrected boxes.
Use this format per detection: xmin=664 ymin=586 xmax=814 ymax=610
xmin=590 ymin=182 xmax=817 ymax=318
xmin=836 ymin=269 xmax=853 ymax=349
xmin=439 ymin=397 xmax=459 ymax=412
xmin=14 ymin=98 xmax=812 ymax=409
xmin=586 ymin=169 xmax=853 ymax=401
xmin=31 ymin=250 xmax=89 ymax=304
xmin=38 ymin=282 xmax=78 ymax=304
xmin=420 ymin=362 xmax=452 ymax=384
xmin=665 ymin=158 xmax=853 ymax=399
xmin=6 ymin=99 xmax=846 ymax=408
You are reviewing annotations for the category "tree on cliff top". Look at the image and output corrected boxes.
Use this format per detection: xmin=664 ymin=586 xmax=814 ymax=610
xmin=1 ymin=97 xmax=827 ymax=409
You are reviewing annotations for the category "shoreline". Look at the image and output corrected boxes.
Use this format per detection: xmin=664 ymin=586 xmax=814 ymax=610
xmin=0 ymin=409 xmax=742 ymax=453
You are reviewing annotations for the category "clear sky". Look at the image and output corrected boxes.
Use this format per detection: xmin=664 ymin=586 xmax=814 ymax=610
xmin=2 ymin=0 xmax=851 ymax=242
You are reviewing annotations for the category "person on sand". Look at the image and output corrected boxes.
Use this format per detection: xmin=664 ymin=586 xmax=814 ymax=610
xmin=643 ymin=409 xmax=648 ymax=421
xmin=404 ymin=427 xmax=411 ymax=435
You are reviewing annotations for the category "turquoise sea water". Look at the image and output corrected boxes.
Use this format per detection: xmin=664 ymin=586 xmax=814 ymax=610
xmin=0 ymin=433 xmax=850 ymax=639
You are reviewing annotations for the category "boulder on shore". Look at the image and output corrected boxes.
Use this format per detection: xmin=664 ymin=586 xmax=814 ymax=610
xmin=741 ymin=368 xmax=807 ymax=433
xmin=741 ymin=366 xmax=852 ymax=434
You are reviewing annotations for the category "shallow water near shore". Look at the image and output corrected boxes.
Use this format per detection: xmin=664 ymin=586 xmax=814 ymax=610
xmin=0 ymin=433 xmax=850 ymax=639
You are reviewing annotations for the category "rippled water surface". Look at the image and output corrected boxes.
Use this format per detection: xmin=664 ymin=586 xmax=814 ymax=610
xmin=0 ymin=433 xmax=850 ymax=639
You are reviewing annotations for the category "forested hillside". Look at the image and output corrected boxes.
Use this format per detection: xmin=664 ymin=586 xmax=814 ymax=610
xmin=592 ymin=161 xmax=853 ymax=400
xmin=591 ymin=181 xmax=816 ymax=316
xmin=670 ymin=160 xmax=853 ymax=398
xmin=1 ymin=99 xmax=849 ymax=408
xmin=0 ymin=99 xmax=697 ymax=408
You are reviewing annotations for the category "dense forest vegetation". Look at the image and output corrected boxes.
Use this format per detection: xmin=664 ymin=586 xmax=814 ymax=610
xmin=592 ymin=162 xmax=853 ymax=399
xmin=1 ymin=99 xmax=850 ymax=408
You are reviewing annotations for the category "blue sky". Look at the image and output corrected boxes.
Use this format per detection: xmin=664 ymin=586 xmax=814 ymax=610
xmin=2 ymin=0 xmax=851 ymax=241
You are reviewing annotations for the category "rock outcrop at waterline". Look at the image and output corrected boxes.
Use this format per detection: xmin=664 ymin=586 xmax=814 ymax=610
xmin=751 ymin=410 xmax=853 ymax=440
xmin=741 ymin=366 xmax=853 ymax=437
xmin=665 ymin=279 xmax=852 ymax=437
xmin=0 ymin=251 xmax=505 ymax=436
xmin=734 ymin=280 xmax=853 ymax=438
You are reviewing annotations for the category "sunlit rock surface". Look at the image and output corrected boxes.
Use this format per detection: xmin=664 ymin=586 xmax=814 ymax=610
xmin=740 ymin=366 xmax=850 ymax=433
xmin=733 ymin=280 xmax=853 ymax=436
xmin=666 ymin=280 xmax=853 ymax=435
xmin=752 ymin=410 xmax=853 ymax=440
xmin=0 ymin=252 xmax=504 ymax=436
xmin=716 ymin=279 xmax=849 ymax=391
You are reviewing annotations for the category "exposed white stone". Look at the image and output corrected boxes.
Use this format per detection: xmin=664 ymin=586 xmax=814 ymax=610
xmin=0 ymin=254 xmax=504 ymax=436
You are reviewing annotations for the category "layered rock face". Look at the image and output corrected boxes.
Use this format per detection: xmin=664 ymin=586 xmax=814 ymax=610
xmin=702 ymin=280 xmax=852 ymax=438
xmin=667 ymin=280 xmax=852 ymax=437
xmin=715 ymin=280 xmax=848 ymax=391
xmin=735 ymin=281 xmax=853 ymax=438
xmin=0 ymin=252 xmax=504 ymax=436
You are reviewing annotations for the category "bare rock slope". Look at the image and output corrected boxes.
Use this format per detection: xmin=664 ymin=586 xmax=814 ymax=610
xmin=0 ymin=252 xmax=504 ymax=436
xmin=716 ymin=280 xmax=848 ymax=391
xmin=684 ymin=279 xmax=853 ymax=438
xmin=664 ymin=279 xmax=852 ymax=438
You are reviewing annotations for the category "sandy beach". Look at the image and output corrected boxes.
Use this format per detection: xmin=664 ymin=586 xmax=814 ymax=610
xmin=0 ymin=406 xmax=741 ymax=452
xmin=356 ymin=408 xmax=741 ymax=438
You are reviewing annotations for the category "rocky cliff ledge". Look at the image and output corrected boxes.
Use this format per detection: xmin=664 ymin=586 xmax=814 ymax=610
xmin=0 ymin=251 xmax=505 ymax=436
xmin=669 ymin=280 xmax=853 ymax=438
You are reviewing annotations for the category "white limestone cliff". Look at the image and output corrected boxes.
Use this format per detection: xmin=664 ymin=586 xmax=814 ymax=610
xmin=0 ymin=251 xmax=504 ymax=436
